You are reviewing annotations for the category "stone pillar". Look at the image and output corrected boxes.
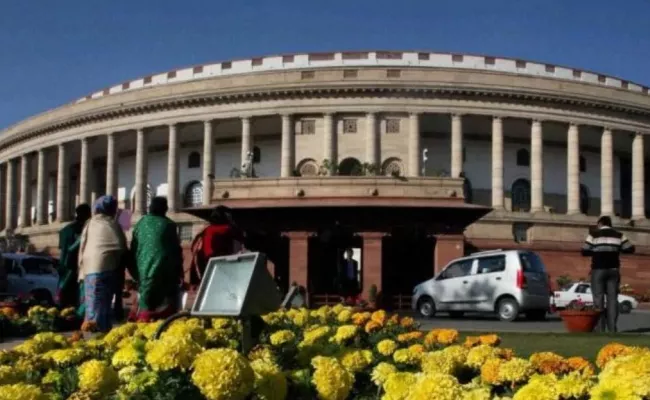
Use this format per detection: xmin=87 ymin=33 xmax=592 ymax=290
xmin=407 ymin=113 xmax=420 ymax=177
xmin=202 ymin=120 xmax=214 ymax=206
xmin=323 ymin=113 xmax=335 ymax=168
xmin=434 ymin=234 xmax=464 ymax=274
xmin=241 ymin=117 xmax=251 ymax=166
xmin=632 ymin=133 xmax=645 ymax=220
xmin=79 ymin=137 xmax=90 ymax=205
xmin=600 ymin=128 xmax=614 ymax=216
xmin=105 ymin=133 xmax=118 ymax=197
xmin=365 ymin=113 xmax=378 ymax=169
xmin=5 ymin=160 xmax=15 ymax=230
xmin=451 ymin=114 xmax=463 ymax=178
xmin=360 ymin=232 xmax=382 ymax=297
xmin=36 ymin=149 xmax=47 ymax=225
xmin=134 ymin=128 xmax=148 ymax=215
xmin=491 ymin=116 xmax=504 ymax=209
xmin=18 ymin=154 xmax=31 ymax=227
xmin=56 ymin=144 xmax=69 ymax=222
xmin=280 ymin=114 xmax=294 ymax=178
xmin=287 ymin=231 xmax=309 ymax=291
xmin=167 ymin=124 xmax=179 ymax=212
xmin=566 ymin=124 xmax=581 ymax=214
xmin=530 ymin=120 xmax=544 ymax=213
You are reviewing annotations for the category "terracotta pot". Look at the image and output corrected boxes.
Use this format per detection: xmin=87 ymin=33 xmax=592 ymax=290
xmin=559 ymin=310 xmax=601 ymax=332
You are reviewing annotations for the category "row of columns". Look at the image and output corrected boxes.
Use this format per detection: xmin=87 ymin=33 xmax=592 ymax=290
xmin=0 ymin=112 xmax=647 ymax=231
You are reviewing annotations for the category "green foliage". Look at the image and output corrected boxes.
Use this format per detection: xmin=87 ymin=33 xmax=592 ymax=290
xmin=556 ymin=274 xmax=573 ymax=289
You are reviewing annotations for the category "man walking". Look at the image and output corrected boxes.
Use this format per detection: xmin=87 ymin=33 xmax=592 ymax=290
xmin=338 ymin=248 xmax=359 ymax=301
xmin=581 ymin=216 xmax=635 ymax=332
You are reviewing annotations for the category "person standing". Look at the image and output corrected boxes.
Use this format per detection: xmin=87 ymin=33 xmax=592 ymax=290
xmin=78 ymin=195 xmax=128 ymax=332
xmin=338 ymin=248 xmax=359 ymax=300
xmin=57 ymin=204 xmax=91 ymax=309
xmin=130 ymin=197 xmax=184 ymax=322
xmin=581 ymin=216 xmax=635 ymax=333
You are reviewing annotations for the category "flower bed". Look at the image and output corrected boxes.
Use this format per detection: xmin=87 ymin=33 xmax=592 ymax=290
xmin=0 ymin=305 xmax=647 ymax=399
xmin=0 ymin=306 xmax=81 ymax=338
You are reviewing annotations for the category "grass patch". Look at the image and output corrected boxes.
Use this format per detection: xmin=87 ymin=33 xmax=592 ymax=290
xmin=462 ymin=332 xmax=649 ymax=361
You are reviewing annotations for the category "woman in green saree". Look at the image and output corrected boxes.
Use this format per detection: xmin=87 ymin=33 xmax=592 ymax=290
xmin=57 ymin=204 xmax=91 ymax=312
xmin=130 ymin=196 xmax=184 ymax=322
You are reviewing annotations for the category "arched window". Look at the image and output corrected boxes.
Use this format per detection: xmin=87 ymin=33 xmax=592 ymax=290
xmin=580 ymin=184 xmax=590 ymax=214
xmin=184 ymin=181 xmax=203 ymax=207
xmin=579 ymin=155 xmax=586 ymax=173
xmin=511 ymin=178 xmax=531 ymax=212
xmin=516 ymin=149 xmax=530 ymax=167
xmin=188 ymin=152 xmax=201 ymax=169
xmin=338 ymin=157 xmax=363 ymax=176
xmin=381 ymin=157 xmax=403 ymax=177
xmin=296 ymin=158 xmax=319 ymax=177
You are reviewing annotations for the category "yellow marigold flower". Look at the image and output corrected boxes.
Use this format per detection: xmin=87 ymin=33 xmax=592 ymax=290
xmin=437 ymin=329 xmax=459 ymax=345
xmin=46 ymin=307 xmax=59 ymax=317
xmin=512 ymin=374 xmax=558 ymax=400
xmin=269 ymin=330 xmax=296 ymax=347
xmin=77 ymin=359 xmax=119 ymax=397
xmin=102 ymin=323 xmax=138 ymax=348
xmin=370 ymin=362 xmax=397 ymax=386
xmin=387 ymin=314 xmax=400 ymax=326
xmin=422 ymin=350 xmax=460 ymax=375
xmin=351 ymin=312 xmax=371 ymax=326
xmin=467 ymin=345 xmax=498 ymax=369
xmin=248 ymin=346 xmax=276 ymax=364
xmin=111 ymin=346 xmax=142 ymax=368
xmin=370 ymin=310 xmax=387 ymax=326
xmin=138 ymin=321 xmax=163 ymax=340
xmin=290 ymin=309 xmax=310 ymax=326
xmin=311 ymin=356 xmax=354 ymax=400
xmin=0 ymin=366 xmax=20 ymax=386
xmin=117 ymin=366 xmax=138 ymax=382
xmin=122 ymin=370 xmax=159 ymax=395
xmin=302 ymin=326 xmax=331 ymax=345
xmin=364 ymin=320 xmax=381 ymax=333
xmin=478 ymin=334 xmax=500 ymax=346
xmin=462 ymin=387 xmax=492 ymax=400
xmin=480 ymin=358 xmax=503 ymax=385
xmin=60 ymin=307 xmax=76 ymax=318
xmin=409 ymin=372 xmax=462 ymax=400
xmin=382 ymin=371 xmax=417 ymax=400
xmin=590 ymin=378 xmax=638 ymax=400
xmin=27 ymin=305 xmax=46 ymax=318
xmin=399 ymin=316 xmax=415 ymax=328
xmin=392 ymin=348 xmax=420 ymax=366
xmin=211 ymin=317 xmax=232 ymax=330
xmin=529 ymin=352 xmax=570 ymax=375
xmin=332 ymin=325 xmax=357 ymax=344
xmin=396 ymin=331 xmax=423 ymax=343
xmin=340 ymin=349 xmax=373 ymax=373
xmin=43 ymin=348 xmax=85 ymax=367
xmin=556 ymin=370 xmax=593 ymax=399
xmin=192 ymin=348 xmax=255 ymax=400
xmin=0 ymin=383 xmax=48 ymax=400
xmin=566 ymin=356 xmax=595 ymax=376
xmin=463 ymin=336 xmax=481 ymax=348
xmin=498 ymin=357 xmax=533 ymax=384
xmin=331 ymin=304 xmax=346 ymax=315
xmin=145 ymin=336 xmax=202 ymax=372
xmin=377 ymin=339 xmax=398 ymax=356
xmin=337 ymin=309 xmax=352 ymax=323
xmin=596 ymin=342 xmax=633 ymax=369
xmin=250 ymin=359 xmax=287 ymax=400
xmin=161 ymin=321 xmax=207 ymax=347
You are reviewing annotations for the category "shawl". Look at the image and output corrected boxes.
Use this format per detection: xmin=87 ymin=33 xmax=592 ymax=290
xmin=78 ymin=214 xmax=127 ymax=280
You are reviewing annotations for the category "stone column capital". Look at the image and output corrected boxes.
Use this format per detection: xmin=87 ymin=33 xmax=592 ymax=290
xmin=451 ymin=113 xmax=464 ymax=119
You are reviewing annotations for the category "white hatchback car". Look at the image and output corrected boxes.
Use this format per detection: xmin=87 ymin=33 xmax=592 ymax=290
xmin=412 ymin=249 xmax=551 ymax=321
xmin=3 ymin=253 xmax=59 ymax=304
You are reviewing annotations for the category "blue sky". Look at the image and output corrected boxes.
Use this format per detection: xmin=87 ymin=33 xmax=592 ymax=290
xmin=1 ymin=0 xmax=649 ymax=129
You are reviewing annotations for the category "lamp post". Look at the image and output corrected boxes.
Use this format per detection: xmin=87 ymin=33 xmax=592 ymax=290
xmin=421 ymin=148 xmax=429 ymax=176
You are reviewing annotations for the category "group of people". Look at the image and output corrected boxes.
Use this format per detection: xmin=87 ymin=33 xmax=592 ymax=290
xmin=57 ymin=196 xmax=243 ymax=332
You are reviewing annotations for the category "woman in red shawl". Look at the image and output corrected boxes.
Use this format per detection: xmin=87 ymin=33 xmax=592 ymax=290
xmin=189 ymin=207 xmax=245 ymax=288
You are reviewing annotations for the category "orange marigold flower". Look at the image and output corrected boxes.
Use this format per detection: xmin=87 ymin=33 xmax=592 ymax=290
xmin=0 ymin=307 xmax=18 ymax=319
xmin=463 ymin=336 xmax=481 ymax=348
xmin=479 ymin=334 xmax=501 ymax=346
xmin=424 ymin=329 xmax=442 ymax=348
xmin=351 ymin=312 xmax=371 ymax=326
xmin=370 ymin=310 xmax=387 ymax=326
xmin=399 ymin=316 xmax=415 ymax=328
xmin=81 ymin=320 xmax=98 ymax=333
xmin=596 ymin=343 xmax=633 ymax=368
xmin=365 ymin=320 xmax=381 ymax=334
xmin=480 ymin=358 xmax=503 ymax=385
xmin=498 ymin=348 xmax=515 ymax=361
xmin=566 ymin=356 xmax=595 ymax=376
xmin=388 ymin=314 xmax=400 ymax=326
xmin=408 ymin=344 xmax=425 ymax=354
xmin=437 ymin=329 xmax=459 ymax=345
xmin=529 ymin=352 xmax=570 ymax=375
xmin=397 ymin=331 xmax=424 ymax=343
xmin=69 ymin=331 xmax=84 ymax=343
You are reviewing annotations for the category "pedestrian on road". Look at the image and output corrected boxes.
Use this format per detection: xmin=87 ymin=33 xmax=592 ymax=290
xmin=129 ymin=196 xmax=184 ymax=322
xmin=57 ymin=204 xmax=91 ymax=310
xmin=581 ymin=215 xmax=635 ymax=333
xmin=78 ymin=195 xmax=128 ymax=332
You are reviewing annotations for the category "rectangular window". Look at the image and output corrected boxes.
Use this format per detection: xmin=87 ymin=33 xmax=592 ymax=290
xmin=516 ymin=60 xmax=526 ymax=69
xmin=452 ymin=54 xmax=464 ymax=63
xmin=143 ymin=76 xmax=152 ymax=84
xmin=518 ymin=252 xmax=547 ymax=273
xmin=178 ymin=225 xmax=194 ymax=242
xmin=300 ymin=120 xmax=315 ymax=135
xmin=386 ymin=69 xmax=401 ymax=78
xmin=301 ymin=71 xmax=315 ymax=80
xmin=485 ymin=57 xmax=496 ymax=65
xmin=545 ymin=65 xmax=555 ymax=73
xmin=222 ymin=61 xmax=232 ymax=70
xmin=573 ymin=70 xmax=582 ymax=78
xmin=343 ymin=119 xmax=357 ymax=134
xmin=386 ymin=119 xmax=400 ymax=134
xmin=418 ymin=52 xmax=430 ymax=61
xmin=167 ymin=71 xmax=177 ymax=79
xmin=343 ymin=69 xmax=358 ymax=79
xmin=477 ymin=255 xmax=506 ymax=274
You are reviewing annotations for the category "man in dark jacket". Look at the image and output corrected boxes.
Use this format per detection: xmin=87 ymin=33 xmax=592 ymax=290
xmin=581 ymin=216 xmax=635 ymax=332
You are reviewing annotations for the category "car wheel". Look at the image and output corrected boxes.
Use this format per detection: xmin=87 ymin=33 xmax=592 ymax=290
xmin=525 ymin=310 xmax=547 ymax=321
xmin=497 ymin=298 xmax=520 ymax=322
xmin=417 ymin=297 xmax=436 ymax=318
xmin=30 ymin=289 xmax=54 ymax=306
xmin=619 ymin=301 xmax=633 ymax=314
xmin=449 ymin=311 xmax=465 ymax=319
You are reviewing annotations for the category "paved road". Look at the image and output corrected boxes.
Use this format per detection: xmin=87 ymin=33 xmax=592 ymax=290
xmin=416 ymin=310 xmax=650 ymax=334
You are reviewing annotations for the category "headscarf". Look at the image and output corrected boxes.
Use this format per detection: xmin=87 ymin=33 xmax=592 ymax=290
xmin=149 ymin=196 xmax=168 ymax=216
xmin=94 ymin=195 xmax=118 ymax=216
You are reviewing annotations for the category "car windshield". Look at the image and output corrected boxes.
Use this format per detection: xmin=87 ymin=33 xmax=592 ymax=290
xmin=518 ymin=252 xmax=546 ymax=274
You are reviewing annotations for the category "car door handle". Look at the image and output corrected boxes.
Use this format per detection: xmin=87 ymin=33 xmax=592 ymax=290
xmin=462 ymin=281 xmax=468 ymax=284
xmin=496 ymin=277 xmax=502 ymax=281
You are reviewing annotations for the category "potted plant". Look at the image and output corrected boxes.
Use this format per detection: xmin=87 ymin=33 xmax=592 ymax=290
xmin=559 ymin=299 xmax=601 ymax=333
xmin=367 ymin=284 xmax=378 ymax=310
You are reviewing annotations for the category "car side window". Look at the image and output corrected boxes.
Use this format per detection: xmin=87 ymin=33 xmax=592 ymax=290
xmin=23 ymin=259 xmax=55 ymax=275
xmin=5 ymin=259 xmax=20 ymax=276
xmin=477 ymin=255 xmax=506 ymax=274
xmin=575 ymin=284 xmax=589 ymax=294
xmin=439 ymin=260 xmax=474 ymax=280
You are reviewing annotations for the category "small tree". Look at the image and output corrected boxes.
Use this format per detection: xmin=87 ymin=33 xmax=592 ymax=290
xmin=556 ymin=274 xmax=572 ymax=289
xmin=319 ymin=159 xmax=338 ymax=176
xmin=362 ymin=162 xmax=379 ymax=176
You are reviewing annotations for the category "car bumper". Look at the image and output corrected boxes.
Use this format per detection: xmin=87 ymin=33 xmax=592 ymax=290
xmin=521 ymin=294 xmax=551 ymax=311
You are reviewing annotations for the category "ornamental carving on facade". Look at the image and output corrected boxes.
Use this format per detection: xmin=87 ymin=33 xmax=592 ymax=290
xmin=381 ymin=158 xmax=403 ymax=177
xmin=297 ymin=159 xmax=319 ymax=177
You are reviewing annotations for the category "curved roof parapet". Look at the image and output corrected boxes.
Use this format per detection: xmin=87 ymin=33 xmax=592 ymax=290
xmin=75 ymin=51 xmax=648 ymax=103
